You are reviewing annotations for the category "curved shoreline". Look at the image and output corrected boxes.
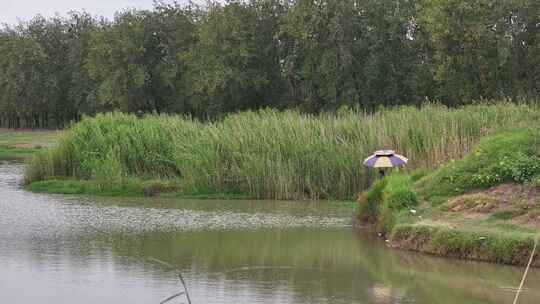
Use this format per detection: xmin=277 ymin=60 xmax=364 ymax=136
xmin=28 ymin=176 xmax=540 ymax=267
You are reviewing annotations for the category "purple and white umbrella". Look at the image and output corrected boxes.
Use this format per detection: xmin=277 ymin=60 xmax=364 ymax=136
xmin=363 ymin=150 xmax=408 ymax=168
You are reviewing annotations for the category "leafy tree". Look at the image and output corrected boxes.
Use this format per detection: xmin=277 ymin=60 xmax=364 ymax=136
xmin=65 ymin=12 xmax=101 ymax=118
xmin=280 ymin=0 xmax=431 ymax=111
xmin=184 ymin=0 xmax=287 ymax=118
xmin=0 ymin=0 xmax=538 ymax=127
xmin=86 ymin=5 xmax=197 ymax=114
xmin=0 ymin=29 xmax=48 ymax=127
xmin=418 ymin=0 xmax=539 ymax=103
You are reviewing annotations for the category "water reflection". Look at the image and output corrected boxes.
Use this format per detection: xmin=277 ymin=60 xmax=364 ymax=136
xmin=0 ymin=162 xmax=538 ymax=304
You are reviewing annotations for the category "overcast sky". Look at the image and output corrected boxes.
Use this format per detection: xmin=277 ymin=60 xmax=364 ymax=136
xmin=2 ymin=0 xmax=201 ymax=25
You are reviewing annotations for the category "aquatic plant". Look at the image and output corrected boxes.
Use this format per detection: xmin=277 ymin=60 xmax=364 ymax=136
xmin=25 ymin=103 xmax=540 ymax=199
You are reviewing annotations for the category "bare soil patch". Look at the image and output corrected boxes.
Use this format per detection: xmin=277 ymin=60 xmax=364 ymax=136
xmin=444 ymin=183 xmax=540 ymax=228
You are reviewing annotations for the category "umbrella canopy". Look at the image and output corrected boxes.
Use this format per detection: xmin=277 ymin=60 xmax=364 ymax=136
xmin=363 ymin=150 xmax=408 ymax=168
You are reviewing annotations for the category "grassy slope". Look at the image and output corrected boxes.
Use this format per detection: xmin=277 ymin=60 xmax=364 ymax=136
xmin=24 ymin=103 xmax=540 ymax=200
xmin=0 ymin=129 xmax=60 ymax=160
xmin=358 ymin=129 xmax=540 ymax=266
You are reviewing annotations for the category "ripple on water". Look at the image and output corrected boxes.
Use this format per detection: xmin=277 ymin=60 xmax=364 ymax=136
xmin=0 ymin=163 xmax=350 ymax=242
xmin=1 ymin=163 xmax=539 ymax=304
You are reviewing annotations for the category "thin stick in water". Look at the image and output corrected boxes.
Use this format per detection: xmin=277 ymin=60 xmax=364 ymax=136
xmin=148 ymin=257 xmax=192 ymax=304
xmin=512 ymin=236 xmax=538 ymax=304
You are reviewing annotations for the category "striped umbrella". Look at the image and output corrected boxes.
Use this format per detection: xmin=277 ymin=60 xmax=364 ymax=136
xmin=363 ymin=150 xmax=408 ymax=168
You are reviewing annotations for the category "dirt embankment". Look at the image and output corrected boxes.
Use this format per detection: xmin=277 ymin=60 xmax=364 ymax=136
xmin=445 ymin=183 xmax=540 ymax=228
xmin=388 ymin=183 xmax=540 ymax=267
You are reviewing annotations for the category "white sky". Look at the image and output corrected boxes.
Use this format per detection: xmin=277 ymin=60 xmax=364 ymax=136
xmin=1 ymin=0 xmax=204 ymax=25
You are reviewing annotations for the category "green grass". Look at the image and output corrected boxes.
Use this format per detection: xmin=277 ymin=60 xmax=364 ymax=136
xmin=0 ymin=146 xmax=42 ymax=160
xmin=25 ymin=178 xmax=253 ymax=199
xmin=0 ymin=129 xmax=60 ymax=159
xmin=357 ymin=173 xmax=419 ymax=232
xmin=357 ymin=179 xmax=387 ymax=223
xmin=26 ymin=178 xmax=181 ymax=197
xmin=415 ymin=128 xmax=540 ymax=204
xmin=390 ymin=225 xmax=537 ymax=266
xmin=0 ymin=130 xmax=59 ymax=146
xmin=357 ymin=173 xmax=419 ymax=233
xmin=25 ymin=102 xmax=540 ymax=200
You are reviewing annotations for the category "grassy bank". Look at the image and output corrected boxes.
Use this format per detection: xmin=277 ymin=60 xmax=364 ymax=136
xmin=25 ymin=103 xmax=540 ymax=200
xmin=0 ymin=129 xmax=60 ymax=160
xmin=357 ymin=128 xmax=540 ymax=266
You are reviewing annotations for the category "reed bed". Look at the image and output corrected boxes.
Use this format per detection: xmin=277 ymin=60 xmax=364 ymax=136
xmin=25 ymin=103 xmax=540 ymax=199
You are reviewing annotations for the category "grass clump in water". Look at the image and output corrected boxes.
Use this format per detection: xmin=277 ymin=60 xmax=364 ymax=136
xmin=26 ymin=177 xmax=181 ymax=197
xmin=0 ymin=146 xmax=42 ymax=160
xmin=26 ymin=103 xmax=540 ymax=200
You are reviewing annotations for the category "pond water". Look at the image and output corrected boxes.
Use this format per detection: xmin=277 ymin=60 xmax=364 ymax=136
xmin=0 ymin=161 xmax=538 ymax=304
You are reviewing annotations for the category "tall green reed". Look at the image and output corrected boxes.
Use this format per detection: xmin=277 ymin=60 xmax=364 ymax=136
xmin=25 ymin=103 xmax=540 ymax=199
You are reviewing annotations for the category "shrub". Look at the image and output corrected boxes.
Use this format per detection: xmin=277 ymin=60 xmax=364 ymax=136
xmin=377 ymin=174 xmax=418 ymax=233
xmin=385 ymin=175 xmax=418 ymax=205
xmin=358 ymin=173 xmax=418 ymax=233
xmin=410 ymin=169 xmax=430 ymax=182
xmin=357 ymin=179 xmax=387 ymax=223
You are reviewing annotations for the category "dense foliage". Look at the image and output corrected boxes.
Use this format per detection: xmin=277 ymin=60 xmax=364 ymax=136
xmin=25 ymin=103 xmax=540 ymax=199
xmin=1 ymin=0 xmax=539 ymax=127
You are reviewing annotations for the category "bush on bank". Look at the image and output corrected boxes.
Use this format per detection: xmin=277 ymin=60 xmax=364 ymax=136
xmin=357 ymin=179 xmax=387 ymax=223
xmin=357 ymin=174 xmax=418 ymax=234
xmin=26 ymin=103 xmax=540 ymax=200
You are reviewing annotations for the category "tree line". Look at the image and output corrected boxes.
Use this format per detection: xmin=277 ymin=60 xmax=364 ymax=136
xmin=0 ymin=0 xmax=538 ymax=128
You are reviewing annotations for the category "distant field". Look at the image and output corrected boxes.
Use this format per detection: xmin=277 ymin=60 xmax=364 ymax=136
xmin=0 ymin=129 xmax=60 ymax=160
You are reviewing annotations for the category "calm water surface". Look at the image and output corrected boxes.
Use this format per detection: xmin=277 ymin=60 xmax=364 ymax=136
xmin=0 ymin=162 xmax=538 ymax=304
